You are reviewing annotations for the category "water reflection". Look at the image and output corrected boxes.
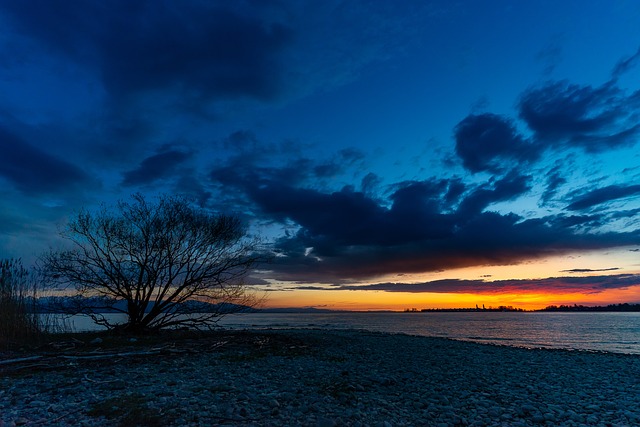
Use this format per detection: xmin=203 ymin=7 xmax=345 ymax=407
xmin=47 ymin=311 xmax=640 ymax=354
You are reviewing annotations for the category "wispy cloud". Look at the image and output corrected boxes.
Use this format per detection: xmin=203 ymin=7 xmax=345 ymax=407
xmin=122 ymin=149 xmax=192 ymax=186
xmin=611 ymin=46 xmax=640 ymax=79
xmin=520 ymin=81 xmax=640 ymax=152
xmin=567 ymin=184 xmax=640 ymax=211
xmin=1 ymin=1 xmax=293 ymax=105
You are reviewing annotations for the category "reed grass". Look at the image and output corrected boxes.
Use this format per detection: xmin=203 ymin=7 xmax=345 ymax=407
xmin=0 ymin=259 xmax=42 ymax=347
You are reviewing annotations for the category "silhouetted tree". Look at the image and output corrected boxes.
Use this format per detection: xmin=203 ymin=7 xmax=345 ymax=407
xmin=43 ymin=194 xmax=263 ymax=333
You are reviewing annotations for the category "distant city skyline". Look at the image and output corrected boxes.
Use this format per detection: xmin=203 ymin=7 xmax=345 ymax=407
xmin=1 ymin=1 xmax=640 ymax=310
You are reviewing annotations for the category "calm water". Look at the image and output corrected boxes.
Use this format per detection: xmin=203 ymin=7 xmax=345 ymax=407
xmin=60 ymin=311 xmax=640 ymax=355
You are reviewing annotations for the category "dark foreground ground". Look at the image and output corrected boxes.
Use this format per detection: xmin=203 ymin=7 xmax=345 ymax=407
xmin=2 ymin=328 xmax=640 ymax=426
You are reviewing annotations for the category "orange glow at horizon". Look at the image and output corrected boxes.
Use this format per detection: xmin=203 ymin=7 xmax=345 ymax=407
xmin=257 ymin=248 xmax=640 ymax=311
xmin=370 ymin=248 xmax=640 ymax=284
xmin=260 ymin=285 xmax=640 ymax=311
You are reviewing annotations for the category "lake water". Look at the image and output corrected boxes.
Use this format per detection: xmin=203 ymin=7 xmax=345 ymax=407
xmin=59 ymin=311 xmax=640 ymax=355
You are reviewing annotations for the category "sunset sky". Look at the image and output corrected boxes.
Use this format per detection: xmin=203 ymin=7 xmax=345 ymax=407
xmin=2 ymin=1 xmax=640 ymax=310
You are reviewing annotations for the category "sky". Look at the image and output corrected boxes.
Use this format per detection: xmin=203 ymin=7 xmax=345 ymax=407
xmin=2 ymin=1 xmax=640 ymax=310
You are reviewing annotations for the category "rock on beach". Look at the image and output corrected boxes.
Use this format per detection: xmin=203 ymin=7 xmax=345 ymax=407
xmin=2 ymin=329 xmax=640 ymax=426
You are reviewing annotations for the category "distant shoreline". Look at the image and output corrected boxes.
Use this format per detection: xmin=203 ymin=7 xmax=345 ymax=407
xmin=411 ymin=302 xmax=640 ymax=313
xmin=33 ymin=296 xmax=640 ymax=314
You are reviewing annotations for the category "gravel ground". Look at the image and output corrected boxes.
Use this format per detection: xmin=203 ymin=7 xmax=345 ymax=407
xmin=2 ymin=328 xmax=640 ymax=426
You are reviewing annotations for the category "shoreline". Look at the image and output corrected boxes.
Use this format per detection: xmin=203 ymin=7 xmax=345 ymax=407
xmin=2 ymin=328 xmax=640 ymax=426
xmin=33 ymin=311 xmax=640 ymax=355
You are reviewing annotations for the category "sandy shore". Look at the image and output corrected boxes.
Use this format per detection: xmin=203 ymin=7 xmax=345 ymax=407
xmin=2 ymin=329 xmax=640 ymax=426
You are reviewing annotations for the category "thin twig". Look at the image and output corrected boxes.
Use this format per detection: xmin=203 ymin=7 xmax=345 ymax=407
xmin=83 ymin=373 xmax=119 ymax=384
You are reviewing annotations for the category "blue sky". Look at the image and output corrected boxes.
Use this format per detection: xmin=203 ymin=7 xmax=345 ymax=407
xmin=2 ymin=1 xmax=640 ymax=308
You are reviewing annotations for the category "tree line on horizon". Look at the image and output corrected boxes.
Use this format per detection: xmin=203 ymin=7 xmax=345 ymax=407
xmin=407 ymin=303 xmax=640 ymax=312
xmin=539 ymin=303 xmax=640 ymax=312
xmin=408 ymin=306 xmax=526 ymax=312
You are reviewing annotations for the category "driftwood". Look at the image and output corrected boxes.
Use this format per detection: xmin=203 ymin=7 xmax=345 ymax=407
xmin=83 ymin=373 xmax=120 ymax=384
xmin=0 ymin=355 xmax=43 ymax=366
xmin=32 ymin=407 xmax=85 ymax=425
xmin=60 ymin=350 xmax=161 ymax=360
xmin=0 ymin=336 xmax=243 ymax=375
xmin=4 ymin=363 xmax=57 ymax=373
xmin=0 ymin=349 xmax=169 ymax=374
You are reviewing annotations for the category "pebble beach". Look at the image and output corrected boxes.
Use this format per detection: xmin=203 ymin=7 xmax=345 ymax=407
xmin=2 ymin=329 xmax=640 ymax=426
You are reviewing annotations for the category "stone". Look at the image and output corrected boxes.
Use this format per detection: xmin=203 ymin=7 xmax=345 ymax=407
xmin=109 ymin=380 xmax=126 ymax=390
xmin=532 ymin=414 xmax=545 ymax=423
xmin=47 ymin=404 xmax=63 ymax=413
xmin=317 ymin=417 xmax=335 ymax=427
xmin=3 ymin=329 xmax=640 ymax=427
xmin=90 ymin=337 xmax=103 ymax=345
xmin=586 ymin=415 xmax=599 ymax=424
xmin=520 ymin=404 xmax=537 ymax=414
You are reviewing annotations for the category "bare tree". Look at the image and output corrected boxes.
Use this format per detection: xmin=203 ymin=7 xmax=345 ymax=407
xmin=43 ymin=194 xmax=263 ymax=333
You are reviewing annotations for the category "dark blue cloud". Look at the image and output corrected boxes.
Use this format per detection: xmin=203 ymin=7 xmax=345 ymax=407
xmin=1 ymin=2 xmax=638 ymax=293
xmin=1 ymin=1 xmax=292 ymax=103
xmin=443 ymin=178 xmax=466 ymax=206
xmin=454 ymin=76 xmax=640 ymax=174
xmin=210 ymin=151 xmax=640 ymax=282
xmin=252 ymin=184 xmax=428 ymax=248
xmin=456 ymin=172 xmax=531 ymax=218
xmin=0 ymin=127 xmax=89 ymax=194
xmin=518 ymin=81 xmax=640 ymax=151
xmin=122 ymin=149 xmax=192 ymax=186
xmin=313 ymin=149 xmax=366 ymax=179
xmin=610 ymin=208 xmax=640 ymax=220
xmin=567 ymin=184 xmax=640 ymax=211
xmin=386 ymin=180 xmax=457 ymax=241
xmin=222 ymin=130 xmax=260 ymax=150
xmin=265 ymin=209 xmax=640 ymax=282
xmin=453 ymin=113 xmax=539 ymax=173
xmin=172 ymin=174 xmax=212 ymax=208
xmin=611 ymin=46 xmax=640 ymax=79
xmin=360 ymin=172 xmax=382 ymax=196
xmin=212 ymin=133 xmax=366 ymax=192
xmin=549 ymin=214 xmax=603 ymax=229
xmin=0 ymin=1 xmax=298 ymax=172
xmin=540 ymin=165 xmax=567 ymax=205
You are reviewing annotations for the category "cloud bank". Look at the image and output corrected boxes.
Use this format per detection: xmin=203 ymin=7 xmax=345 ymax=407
xmin=1 ymin=2 xmax=639 ymax=298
